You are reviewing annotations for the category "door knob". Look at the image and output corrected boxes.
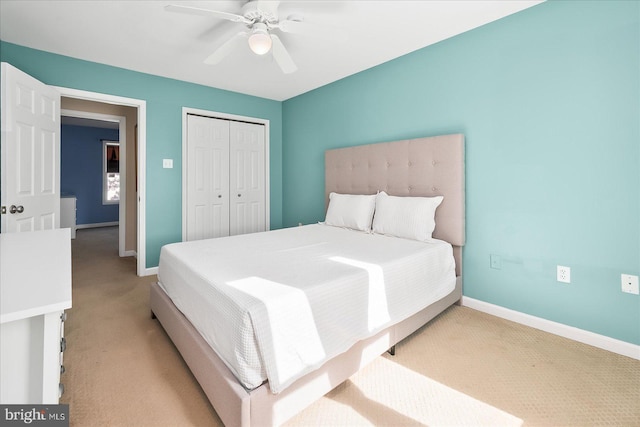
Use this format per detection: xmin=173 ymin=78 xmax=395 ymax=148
xmin=9 ymin=205 xmax=24 ymax=214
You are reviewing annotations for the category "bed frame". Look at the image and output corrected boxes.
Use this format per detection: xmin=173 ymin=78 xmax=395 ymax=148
xmin=150 ymin=133 xmax=465 ymax=426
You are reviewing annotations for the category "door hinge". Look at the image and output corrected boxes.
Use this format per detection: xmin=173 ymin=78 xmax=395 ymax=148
xmin=1 ymin=206 xmax=5 ymax=215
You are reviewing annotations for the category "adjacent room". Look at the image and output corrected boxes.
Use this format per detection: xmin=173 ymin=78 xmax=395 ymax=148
xmin=0 ymin=1 xmax=638 ymax=426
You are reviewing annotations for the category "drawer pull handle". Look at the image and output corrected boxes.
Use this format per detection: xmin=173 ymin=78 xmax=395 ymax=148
xmin=60 ymin=337 xmax=66 ymax=353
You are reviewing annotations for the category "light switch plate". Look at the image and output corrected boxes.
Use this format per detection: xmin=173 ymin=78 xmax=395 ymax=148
xmin=163 ymin=159 xmax=173 ymax=169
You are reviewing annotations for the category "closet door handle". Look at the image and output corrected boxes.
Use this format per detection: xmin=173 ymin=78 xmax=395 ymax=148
xmin=217 ymin=195 xmax=222 ymax=198
xmin=237 ymin=194 xmax=242 ymax=197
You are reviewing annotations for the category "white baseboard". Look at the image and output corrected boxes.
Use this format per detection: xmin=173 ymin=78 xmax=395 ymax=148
xmin=76 ymin=221 xmax=119 ymax=229
xmin=143 ymin=266 xmax=158 ymax=277
xmin=122 ymin=250 xmax=137 ymax=258
xmin=462 ymin=297 xmax=640 ymax=360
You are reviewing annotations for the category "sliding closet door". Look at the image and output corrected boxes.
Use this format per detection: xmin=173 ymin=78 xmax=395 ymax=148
xmin=186 ymin=115 xmax=230 ymax=240
xmin=229 ymin=121 xmax=266 ymax=236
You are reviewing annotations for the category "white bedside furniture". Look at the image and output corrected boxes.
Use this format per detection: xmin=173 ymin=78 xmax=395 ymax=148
xmin=0 ymin=228 xmax=72 ymax=404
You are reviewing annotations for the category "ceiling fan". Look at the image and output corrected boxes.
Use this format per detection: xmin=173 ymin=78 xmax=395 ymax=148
xmin=165 ymin=0 xmax=346 ymax=74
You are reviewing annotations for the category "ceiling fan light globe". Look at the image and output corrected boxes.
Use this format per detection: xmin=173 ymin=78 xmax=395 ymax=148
xmin=248 ymin=32 xmax=272 ymax=55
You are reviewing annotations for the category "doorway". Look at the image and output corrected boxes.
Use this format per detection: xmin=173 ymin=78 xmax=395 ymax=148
xmin=56 ymin=87 xmax=148 ymax=277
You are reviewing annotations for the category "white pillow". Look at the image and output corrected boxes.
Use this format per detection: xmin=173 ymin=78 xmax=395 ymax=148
xmin=372 ymin=191 xmax=443 ymax=241
xmin=325 ymin=192 xmax=377 ymax=232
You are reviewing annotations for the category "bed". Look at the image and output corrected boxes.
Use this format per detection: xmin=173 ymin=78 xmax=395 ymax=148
xmin=150 ymin=133 xmax=465 ymax=426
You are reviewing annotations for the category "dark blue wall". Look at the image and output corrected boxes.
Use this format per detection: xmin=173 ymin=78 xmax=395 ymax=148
xmin=61 ymin=124 xmax=119 ymax=225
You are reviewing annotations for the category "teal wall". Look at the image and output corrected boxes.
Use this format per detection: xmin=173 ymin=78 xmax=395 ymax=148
xmin=282 ymin=1 xmax=640 ymax=345
xmin=0 ymin=41 xmax=283 ymax=268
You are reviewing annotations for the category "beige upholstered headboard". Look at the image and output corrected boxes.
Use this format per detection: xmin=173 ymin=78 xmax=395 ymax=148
xmin=325 ymin=134 xmax=465 ymax=276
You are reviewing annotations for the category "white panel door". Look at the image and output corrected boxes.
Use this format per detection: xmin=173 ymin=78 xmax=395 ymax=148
xmin=186 ymin=115 xmax=230 ymax=240
xmin=1 ymin=63 xmax=61 ymax=232
xmin=229 ymin=121 xmax=265 ymax=236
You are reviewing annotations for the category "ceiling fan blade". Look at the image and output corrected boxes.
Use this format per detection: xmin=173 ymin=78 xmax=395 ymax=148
xmin=277 ymin=19 xmax=348 ymax=42
xmin=165 ymin=4 xmax=252 ymax=24
xmin=270 ymin=34 xmax=297 ymax=74
xmin=204 ymin=32 xmax=248 ymax=65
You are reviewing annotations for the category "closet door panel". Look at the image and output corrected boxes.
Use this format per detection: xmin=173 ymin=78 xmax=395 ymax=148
xmin=229 ymin=121 xmax=265 ymax=236
xmin=186 ymin=115 xmax=230 ymax=240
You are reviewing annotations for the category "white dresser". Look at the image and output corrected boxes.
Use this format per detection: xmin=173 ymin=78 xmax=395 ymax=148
xmin=0 ymin=228 xmax=72 ymax=404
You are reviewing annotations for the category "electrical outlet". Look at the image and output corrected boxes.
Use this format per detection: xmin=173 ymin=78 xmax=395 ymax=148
xmin=557 ymin=265 xmax=571 ymax=283
xmin=621 ymin=274 xmax=639 ymax=295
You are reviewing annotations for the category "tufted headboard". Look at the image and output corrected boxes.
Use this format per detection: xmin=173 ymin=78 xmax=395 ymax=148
xmin=325 ymin=134 xmax=465 ymax=276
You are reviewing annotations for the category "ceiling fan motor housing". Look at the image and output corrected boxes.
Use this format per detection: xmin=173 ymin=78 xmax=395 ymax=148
xmin=242 ymin=1 xmax=278 ymax=27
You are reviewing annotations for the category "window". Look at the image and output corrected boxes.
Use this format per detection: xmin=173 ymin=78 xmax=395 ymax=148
xmin=103 ymin=141 xmax=120 ymax=204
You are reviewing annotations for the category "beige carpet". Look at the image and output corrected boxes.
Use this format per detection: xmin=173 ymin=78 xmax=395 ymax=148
xmin=61 ymin=227 xmax=640 ymax=426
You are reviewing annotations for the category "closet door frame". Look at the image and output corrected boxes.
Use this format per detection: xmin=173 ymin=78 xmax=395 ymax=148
xmin=181 ymin=107 xmax=270 ymax=242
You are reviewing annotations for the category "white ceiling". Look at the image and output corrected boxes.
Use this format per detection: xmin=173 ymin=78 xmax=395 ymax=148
xmin=0 ymin=0 xmax=542 ymax=101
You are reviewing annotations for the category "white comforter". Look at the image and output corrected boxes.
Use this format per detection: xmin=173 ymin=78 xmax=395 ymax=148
xmin=158 ymin=224 xmax=455 ymax=393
